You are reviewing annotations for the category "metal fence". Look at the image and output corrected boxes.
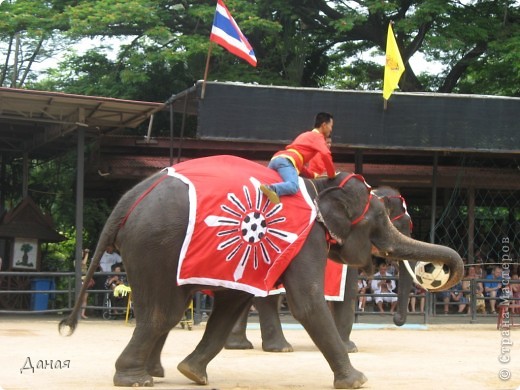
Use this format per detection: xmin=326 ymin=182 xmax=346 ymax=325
xmin=409 ymin=157 xmax=520 ymax=265
xmin=0 ymin=271 xmax=125 ymax=315
xmin=2 ymin=271 xmax=517 ymax=326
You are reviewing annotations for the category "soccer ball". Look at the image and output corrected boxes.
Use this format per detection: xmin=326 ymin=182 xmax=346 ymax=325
xmin=241 ymin=212 xmax=267 ymax=243
xmin=414 ymin=261 xmax=450 ymax=290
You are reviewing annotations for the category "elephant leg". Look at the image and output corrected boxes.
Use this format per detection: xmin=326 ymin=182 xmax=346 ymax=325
xmin=283 ymin=256 xmax=366 ymax=388
xmin=333 ymin=267 xmax=359 ymax=353
xmin=146 ymin=329 xmax=175 ymax=377
xmin=113 ymin=291 xmax=187 ymax=387
xmin=224 ymin=301 xmax=254 ymax=350
xmin=177 ymin=290 xmax=253 ymax=385
xmin=257 ymin=294 xmax=293 ymax=352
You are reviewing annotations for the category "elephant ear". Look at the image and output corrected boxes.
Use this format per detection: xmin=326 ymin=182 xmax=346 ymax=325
xmin=316 ymin=188 xmax=352 ymax=244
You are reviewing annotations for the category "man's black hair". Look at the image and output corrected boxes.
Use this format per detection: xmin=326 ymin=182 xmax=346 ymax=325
xmin=314 ymin=112 xmax=333 ymax=128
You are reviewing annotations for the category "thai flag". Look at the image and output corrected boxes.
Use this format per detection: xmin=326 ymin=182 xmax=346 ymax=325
xmin=210 ymin=0 xmax=257 ymax=67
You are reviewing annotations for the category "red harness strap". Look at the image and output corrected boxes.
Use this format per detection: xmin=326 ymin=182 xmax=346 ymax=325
xmin=337 ymin=173 xmax=372 ymax=226
xmin=119 ymin=174 xmax=168 ymax=228
xmin=325 ymin=231 xmax=339 ymax=245
xmin=386 ymin=195 xmax=414 ymax=232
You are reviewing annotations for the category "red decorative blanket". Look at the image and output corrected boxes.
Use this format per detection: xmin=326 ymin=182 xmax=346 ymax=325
xmin=324 ymin=260 xmax=348 ymax=301
xmin=166 ymin=156 xmax=316 ymax=297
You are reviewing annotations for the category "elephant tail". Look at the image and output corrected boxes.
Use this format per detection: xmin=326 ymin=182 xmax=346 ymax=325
xmin=59 ymin=206 xmax=125 ymax=336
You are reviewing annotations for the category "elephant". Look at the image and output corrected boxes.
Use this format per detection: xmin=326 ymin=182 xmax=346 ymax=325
xmin=224 ymin=186 xmax=415 ymax=354
xmin=59 ymin=156 xmax=463 ymax=389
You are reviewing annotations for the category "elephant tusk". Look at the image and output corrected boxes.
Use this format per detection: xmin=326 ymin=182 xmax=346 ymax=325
xmin=402 ymin=260 xmax=420 ymax=285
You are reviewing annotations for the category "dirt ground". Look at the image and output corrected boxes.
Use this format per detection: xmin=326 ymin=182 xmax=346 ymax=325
xmin=1 ymin=315 xmax=519 ymax=390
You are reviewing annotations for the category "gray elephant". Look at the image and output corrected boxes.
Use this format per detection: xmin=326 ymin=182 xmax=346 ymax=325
xmin=224 ymin=187 xmax=415 ymax=353
xmin=60 ymin=156 xmax=462 ymax=389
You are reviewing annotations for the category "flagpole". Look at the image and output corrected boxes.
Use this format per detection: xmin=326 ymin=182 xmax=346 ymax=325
xmin=384 ymin=98 xmax=388 ymax=111
xmin=201 ymin=42 xmax=214 ymax=100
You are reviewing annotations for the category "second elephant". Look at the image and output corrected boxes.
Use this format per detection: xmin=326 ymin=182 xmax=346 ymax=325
xmin=224 ymin=186 xmax=416 ymax=353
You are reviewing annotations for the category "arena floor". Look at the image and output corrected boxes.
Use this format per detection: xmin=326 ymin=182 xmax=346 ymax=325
xmin=1 ymin=315 xmax=519 ymax=390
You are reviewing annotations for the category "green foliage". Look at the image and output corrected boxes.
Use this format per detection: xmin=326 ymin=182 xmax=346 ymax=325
xmin=3 ymin=0 xmax=520 ymax=266
xmin=0 ymin=0 xmax=75 ymax=87
xmin=16 ymin=152 xmax=113 ymax=271
xmin=3 ymin=0 xmax=518 ymax=95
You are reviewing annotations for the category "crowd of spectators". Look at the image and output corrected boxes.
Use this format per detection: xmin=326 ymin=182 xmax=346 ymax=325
xmin=355 ymin=256 xmax=520 ymax=315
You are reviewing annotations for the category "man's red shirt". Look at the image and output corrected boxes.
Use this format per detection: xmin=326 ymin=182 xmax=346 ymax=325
xmin=272 ymin=130 xmax=335 ymax=178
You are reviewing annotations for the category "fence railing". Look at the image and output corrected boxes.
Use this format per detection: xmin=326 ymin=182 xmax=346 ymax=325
xmin=1 ymin=271 xmax=517 ymax=325
xmin=0 ymin=271 xmax=125 ymax=315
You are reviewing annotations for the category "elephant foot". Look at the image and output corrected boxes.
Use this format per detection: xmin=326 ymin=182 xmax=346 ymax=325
xmin=333 ymin=368 xmax=367 ymax=389
xmin=113 ymin=370 xmax=154 ymax=387
xmin=224 ymin=336 xmax=254 ymax=350
xmin=177 ymin=359 xmax=208 ymax=385
xmin=393 ymin=312 xmax=406 ymax=327
xmin=344 ymin=340 xmax=358 ymax=354
xmin=146 ymin=363 xmax=165 ymax=378
xmin=262 ymin=339 xmax=293 ymax=352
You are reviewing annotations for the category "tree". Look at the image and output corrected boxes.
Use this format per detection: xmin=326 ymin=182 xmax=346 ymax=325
xmin=0 ymin=0 xmax=76 ymax=88
xmin=30 ymin=0 xmax=519 ymax=98
xmin=298 ymin=0 xmax=520 ymax=95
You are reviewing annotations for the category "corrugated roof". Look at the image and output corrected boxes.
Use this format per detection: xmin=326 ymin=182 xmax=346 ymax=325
xmin=0 ymin=87 xmax=166 ymax=159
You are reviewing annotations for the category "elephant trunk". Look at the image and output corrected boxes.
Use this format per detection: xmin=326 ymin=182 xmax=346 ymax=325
xmin=393 ymin=261 xmax=414 ymax=326
xmin=373 ymin=223 xmax=464 ymax=292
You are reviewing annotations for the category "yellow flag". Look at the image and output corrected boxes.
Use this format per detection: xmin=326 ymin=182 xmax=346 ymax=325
xmin=383 ymin=23 xmax=405 ymax=100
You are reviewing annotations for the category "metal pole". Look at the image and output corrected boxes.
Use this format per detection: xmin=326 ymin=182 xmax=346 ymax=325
xmin=429 ymin=152 xmax=438 ymax=244
xmin=467 ymin=187 xmax=475 ymax=263
xmin=426 ymin=152 xmax=439 ymax=324
xmin=74 ymin=127 xmax=85 ymax=309
xmin=22 ymin=152 xmax=29 ymax=198
xmin=354 ymin=150 xmax=363 ymax=174
xmin=176 ymin=93 xmax=189 ymax=164
xmin=169 ymin=102 xmax=174 ymax=166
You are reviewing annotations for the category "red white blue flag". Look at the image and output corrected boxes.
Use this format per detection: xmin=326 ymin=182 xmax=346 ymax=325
xmin=210 ymin=0 xmax=257 ymax=67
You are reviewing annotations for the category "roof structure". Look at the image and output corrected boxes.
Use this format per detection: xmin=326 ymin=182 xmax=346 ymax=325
xmin=0 ymin=87 xmax=166 ymax=160
xmin=0 ymin=197 xmax=65 ymax=242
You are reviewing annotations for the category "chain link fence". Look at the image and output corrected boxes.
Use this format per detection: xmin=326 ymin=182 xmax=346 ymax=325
xmin=408 ymin=157 xmax=519 ymax=268
xmin=405 ymin=156 xmax=519 ymax=316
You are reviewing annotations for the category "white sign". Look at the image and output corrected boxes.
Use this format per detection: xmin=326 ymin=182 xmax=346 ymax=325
xmin=12 ymin=238 xmax=38 ymax=270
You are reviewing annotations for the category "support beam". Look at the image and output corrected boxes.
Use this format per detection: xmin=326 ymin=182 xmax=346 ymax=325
xmin=354 ymin=150 xmax=363 ymax=174
xmin=429 ymin=153 xmax=438 ymax=244
xmin=22 ymin=152 xmax=28 ymax=198
xmin=74 ymin=127 xmax=85 ymax=309
xmin=467 ymin=187 xmax=475 ymax=263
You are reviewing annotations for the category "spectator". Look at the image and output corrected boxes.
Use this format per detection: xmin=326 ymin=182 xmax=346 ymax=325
xmin=105 ymin=263 xmax=126 ymax=290
xmin=92 ymin=265 xmax=105 ymax=316
xmin=474 ymin=259 xmax=485 ymax=279
xmin=99 ymin=244 xmax=121 ymax=273
xmin=484 ymin=266 xmax=503 ymax=314
xmin=438 ymin=289 xmax=451 ymax=314
xmin=357 ymin=270 xmax=369 ymax=312
xmin=105 ymin=263 xmax=127 ymax=314
xmin=511 ymin=273 xmax=520 ymax=314
xmin=370 ymin=262 xmax=397 ymax=313
xmin=409 ymin=283 xmax=426 ymax=313
xmin=449 ymin=282 xmax=467 ymax=314
xmin=462 ymin=266 xmax=485 ymax=315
